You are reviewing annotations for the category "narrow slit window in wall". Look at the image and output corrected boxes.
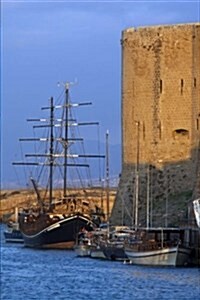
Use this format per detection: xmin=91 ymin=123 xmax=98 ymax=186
xmin=159 ymin=121 xmax=162 ymax=139
xmin=197 ymin=119 xmax=199 ymax=130
xmin=194 ymin=78 xmax=196 ymax=88
xmin=180 ymin=79 xmax=184 ymax=94
xmin=143 ymin=122 xmax=145 ymax=140
xmin=160 ymin=79 xmax=163 ymax=94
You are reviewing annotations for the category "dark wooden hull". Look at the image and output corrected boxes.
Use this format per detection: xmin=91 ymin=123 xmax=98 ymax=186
xmin=100 ymin=243 xmax=127 ymax=261
xmin=21 ymin=214 xmax=95 ymax=249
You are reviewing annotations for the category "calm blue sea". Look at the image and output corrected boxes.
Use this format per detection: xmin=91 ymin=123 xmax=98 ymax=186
xmin=1 ymin=225 xmax=200 ymax=300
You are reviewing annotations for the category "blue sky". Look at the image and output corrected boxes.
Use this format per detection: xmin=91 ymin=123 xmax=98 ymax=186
xmin=1 ymin=0 xmax=200 ymax=188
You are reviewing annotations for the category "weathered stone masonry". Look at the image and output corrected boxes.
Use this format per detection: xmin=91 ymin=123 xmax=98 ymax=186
xmin=110 ymin=23 xmax=200 ymax=227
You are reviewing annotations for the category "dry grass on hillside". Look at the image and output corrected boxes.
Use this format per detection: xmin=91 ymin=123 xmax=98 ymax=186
xmin=0 ymin=188 xmax=117 ymax=222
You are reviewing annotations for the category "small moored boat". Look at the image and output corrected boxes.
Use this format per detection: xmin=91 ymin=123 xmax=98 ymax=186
xmin=100 ymin=226 xmax=134 ymax=261
xmin=4 ymin=221 xmax=23 ymax=243
xmin=74 ymin=230 xmax=93 ymax=257
xmin=124 ymin=228 xmax=191 ymax=267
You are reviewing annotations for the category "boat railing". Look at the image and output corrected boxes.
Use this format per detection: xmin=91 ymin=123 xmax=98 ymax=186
xmin=126 ymin=239 xmax=180 ymax=251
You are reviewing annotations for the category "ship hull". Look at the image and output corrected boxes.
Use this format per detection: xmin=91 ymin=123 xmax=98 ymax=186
xmin=90 ymin=247 xmax=106 ymax=259
xmin=100 ymin=243 xmax=127 ymax=261
xmin=21 ymin=214 xmax=95 ymax=249
xmin=74 ymin=244 xmax=91 ymax=257
xmin=125 ymin=246 xmax=191 ymax=267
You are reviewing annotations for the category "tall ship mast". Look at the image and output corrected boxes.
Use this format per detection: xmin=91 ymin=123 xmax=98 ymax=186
xmin=13 ymin=82 xmax=105 ymax=249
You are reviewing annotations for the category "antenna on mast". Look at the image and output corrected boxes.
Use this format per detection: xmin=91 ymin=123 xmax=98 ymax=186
xmin=57 ymin=79 xmax=78 ymax=91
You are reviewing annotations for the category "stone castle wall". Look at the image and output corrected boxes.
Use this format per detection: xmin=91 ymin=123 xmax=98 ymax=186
xmin=110 ymin=23 xmax=200 ymax=227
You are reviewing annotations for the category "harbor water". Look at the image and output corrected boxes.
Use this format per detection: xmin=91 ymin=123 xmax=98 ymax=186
xmin=1 ymin=226 xmax=200 ymax=300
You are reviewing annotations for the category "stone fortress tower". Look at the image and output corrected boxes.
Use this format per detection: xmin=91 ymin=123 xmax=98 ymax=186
xmin=110 ymin=23 xmax=200 ymax=227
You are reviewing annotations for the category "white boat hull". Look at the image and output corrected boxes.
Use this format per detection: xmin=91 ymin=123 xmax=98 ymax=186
xmin=74 ymin=245 xmax=91 ymax=257
xmin=125 ymin=246 xmax=191 ymax=267
xmin=90 ymin=247 xmax=106 ymax=259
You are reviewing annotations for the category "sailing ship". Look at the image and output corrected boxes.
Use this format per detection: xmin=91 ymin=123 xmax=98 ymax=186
xmin=74 ymin=130 xmax=110 ymax=258
xmin=123 ymin=122 xmax=191 ymax=266
xmin=13 ymin=82 xmax=105 ymax=249
xmin=124 ymin=227 xmax=191 ymax=267
xmin=123 ymin=170 xmax=192 ymax=267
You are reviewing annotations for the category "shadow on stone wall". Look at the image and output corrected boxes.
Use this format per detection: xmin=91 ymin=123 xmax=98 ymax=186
xmin=110 ymin=146 xmax=199 ymax=228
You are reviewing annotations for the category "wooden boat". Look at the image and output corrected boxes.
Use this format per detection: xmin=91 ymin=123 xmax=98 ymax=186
xmin=124 ymin=228 xmax=191 ymax=267
xmin=74 ymin=241 xmax=92 ymax=257
xmin=4 ymin=221 xmax=23 ymax=243
xmin=125 ymin=244 xmax=191 ymax=267
xmin=89 ymin=227 xmax=107 ymax=259
xmin=13 ymin=82 xmax=105 ymax=249
xmin=3 ymin=208 xmax=23 ymax=243
xmin=90 ymin=245 xmax=106 ymax=259
xmin=100 ymin=226 xmax=134 ymax=261
xmin=100 ymin=240 xmax=127 ymax=261
xmin=74 ymin=226 xmax=107 ymax=258
xmin=74 ymin=229 xmax=93 ymax=257
xmin=74 ymin=129 xmax=111 ymax=258
xmin=123 ymin=123 xmax=191 ymax=266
